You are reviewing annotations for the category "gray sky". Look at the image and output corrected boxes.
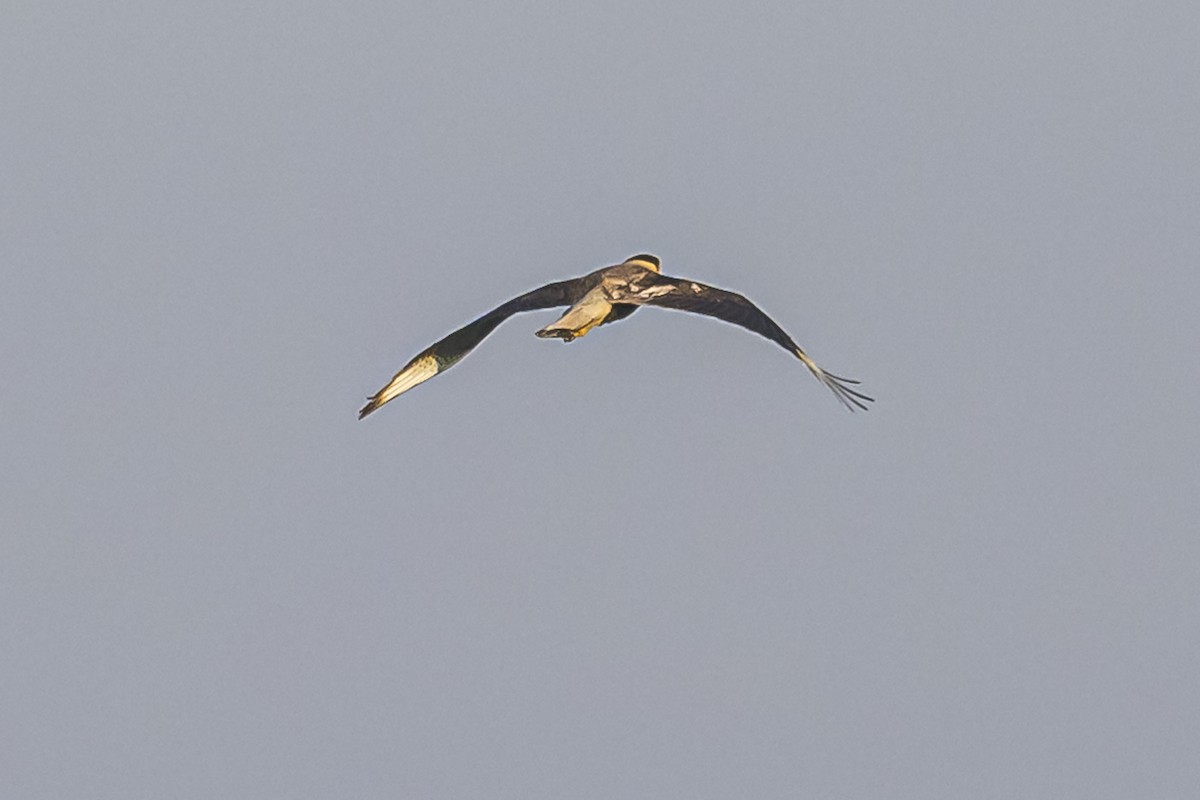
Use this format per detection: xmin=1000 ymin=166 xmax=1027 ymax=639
xmin=4 ymin=2 xmax=1199 ymax=797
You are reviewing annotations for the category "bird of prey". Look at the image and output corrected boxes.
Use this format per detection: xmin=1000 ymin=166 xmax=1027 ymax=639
xmin=358 ymin=254 xmax=873 ymax=418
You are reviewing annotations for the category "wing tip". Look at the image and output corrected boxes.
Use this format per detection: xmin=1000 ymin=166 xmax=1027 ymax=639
xmin=358 ymin=353 xmax=442 ymax=420
xmin=794 ymin=349 xmax=874 ymax=412
xmin=820 ymin=369 xmax=874 ymax=412
xmin=358 ymin=398 xmax=380 ymax=420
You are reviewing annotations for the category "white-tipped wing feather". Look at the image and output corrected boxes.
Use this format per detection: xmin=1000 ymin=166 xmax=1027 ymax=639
xmin=359 ymin=354 xmax=440 ymax=417
xmin=358 ymin=276 xmax=591 ymax=418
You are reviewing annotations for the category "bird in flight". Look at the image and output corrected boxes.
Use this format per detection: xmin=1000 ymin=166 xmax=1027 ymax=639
xmin=359 ymin=254 xmax=873 ymax=418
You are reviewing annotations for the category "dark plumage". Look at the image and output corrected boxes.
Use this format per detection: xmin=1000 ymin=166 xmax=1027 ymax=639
xmin=358 ymin=254 xmax=873 ymax=418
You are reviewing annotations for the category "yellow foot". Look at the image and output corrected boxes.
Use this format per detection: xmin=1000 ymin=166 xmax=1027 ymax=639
xmin=535 ymin=327 xmax=577 ymax=342
xmin=535 ymin=322 xmax=597 ymax=342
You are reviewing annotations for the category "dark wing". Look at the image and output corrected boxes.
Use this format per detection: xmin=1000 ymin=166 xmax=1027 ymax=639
xmin=633 ymin=275 xmax=874 ymax=411
xmin=358 ymin=277 xmax=588 ymax=418
xmin=600 ymin=303 xmax=640 ymax=326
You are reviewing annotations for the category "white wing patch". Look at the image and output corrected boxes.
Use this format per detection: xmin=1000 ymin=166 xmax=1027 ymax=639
xmin=690 ymin=283 xmax=703 ymax=293
xmin=637 ymin=284 xmax=677 ymax=300
xmin=374 ymin=354 xmax=440 ymax=407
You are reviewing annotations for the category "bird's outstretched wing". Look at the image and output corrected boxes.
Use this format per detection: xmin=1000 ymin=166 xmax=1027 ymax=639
xmin=358 ymin=277 xmax=588 ymax=418
xmin=628 ymin=275 xmax=875 ymax=411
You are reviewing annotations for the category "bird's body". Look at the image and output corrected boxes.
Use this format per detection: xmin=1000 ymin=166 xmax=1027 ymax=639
xmin=358 ymin=254 xmax=873 ymax=418
xmin=531 ymin=257 xmax=660 ymax=342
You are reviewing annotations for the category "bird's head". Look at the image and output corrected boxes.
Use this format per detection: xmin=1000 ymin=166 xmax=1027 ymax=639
xmin=624 ymin=253 xmax=661 ymax=272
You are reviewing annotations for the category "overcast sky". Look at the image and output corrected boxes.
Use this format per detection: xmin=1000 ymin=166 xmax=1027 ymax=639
xmin=4 ymin=2 xmax=1199 ymax=797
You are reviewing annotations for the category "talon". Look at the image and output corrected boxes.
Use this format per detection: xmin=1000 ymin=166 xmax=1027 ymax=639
xmin=536 ymin=327 xmax=573 ymax=341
